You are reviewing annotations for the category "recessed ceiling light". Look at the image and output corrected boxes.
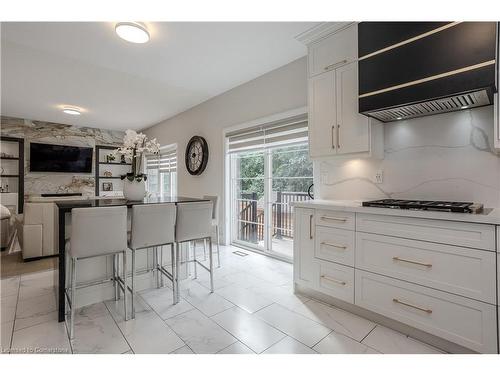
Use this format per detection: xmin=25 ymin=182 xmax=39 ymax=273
xmin=115 ymin=22 xmax=150 ymax=44
xmin=396 ymin=117 xmax=403 ymax=120
xmin=461 ymin=105 xmax=469 ymax=109
xmin=62 ymin=106 xmax=81 ymax=116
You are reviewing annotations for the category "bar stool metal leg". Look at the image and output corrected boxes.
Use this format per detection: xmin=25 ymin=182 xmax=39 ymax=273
xmin=192 ymin=241 xmax=198 ymax=279
xmin=154 ymin=247 xmax=159 ymax=288
xmin=215 ymin=225 xmax=221 ymax=268
xmin=113 ymin=254 xmax=118 ymax=301
xmin=160 ymin=246 xmax=164 ymax=288
xmin=70 ymin=257 xmax=77 ymax=339
xmin=170 ymin=243 xmax=176 ymax=303
xmin=123 ymin=250 xmax=128 ymax=321
xmin=203 ymin=239 xmax=207 ymax=261
xmin=175 ymin=244 xmax=181 ymax=304
xmin=131 ymin=249 xmax=136 ymax=319
xmin=208 ymin=237 xmax=214 ymax=293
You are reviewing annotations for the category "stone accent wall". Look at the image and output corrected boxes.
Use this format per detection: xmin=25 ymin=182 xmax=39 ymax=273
xmin=1 ymin=116 xmax=124 ymax=197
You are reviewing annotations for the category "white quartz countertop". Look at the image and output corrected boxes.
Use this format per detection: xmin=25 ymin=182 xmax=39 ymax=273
xmin=291 ymin=199 xmax=500 ymax=225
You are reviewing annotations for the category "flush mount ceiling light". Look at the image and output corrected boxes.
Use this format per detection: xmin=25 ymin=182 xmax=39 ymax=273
xmin=115 ymin=22 xmax=150 ymax=43
xmin=62 ymin=106 xmax=81 ymax=116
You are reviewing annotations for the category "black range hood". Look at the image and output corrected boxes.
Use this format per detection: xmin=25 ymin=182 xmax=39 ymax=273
xmin=358 ymin=22 xmax=497 ymax=122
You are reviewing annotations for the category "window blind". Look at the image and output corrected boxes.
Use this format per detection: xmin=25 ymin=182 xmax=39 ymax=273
xmin=146 ymin=147 xmax=177 ymax=172
xmin=226 ymin=114 xmax=308 ymax=153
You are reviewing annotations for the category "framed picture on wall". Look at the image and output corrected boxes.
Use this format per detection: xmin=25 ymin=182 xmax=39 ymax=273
xmin=102 ymin=182 xmax=113 ymax=191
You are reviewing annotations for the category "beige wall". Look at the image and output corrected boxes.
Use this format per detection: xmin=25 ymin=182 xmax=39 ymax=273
xmin=142 ymin=57 xmax=308 ymax=240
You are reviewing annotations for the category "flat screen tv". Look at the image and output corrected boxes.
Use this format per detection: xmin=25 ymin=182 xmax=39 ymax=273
xmin=30 ymin=143 xmax=93 ymax=173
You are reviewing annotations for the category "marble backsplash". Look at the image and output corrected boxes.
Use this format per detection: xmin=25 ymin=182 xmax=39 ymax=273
xmin=1 ymin=116 xmax=124 ymax=197
xmin=315 ymin=106 xmax=500 ymax=208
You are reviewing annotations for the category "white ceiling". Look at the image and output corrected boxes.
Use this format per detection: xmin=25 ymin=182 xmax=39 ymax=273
xmin=1 ymin=22 xmax=316 ymax=130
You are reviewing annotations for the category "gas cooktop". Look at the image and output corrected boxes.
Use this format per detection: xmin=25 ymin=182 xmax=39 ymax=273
xmin=362 ymin=199 xmax=484 ymax=214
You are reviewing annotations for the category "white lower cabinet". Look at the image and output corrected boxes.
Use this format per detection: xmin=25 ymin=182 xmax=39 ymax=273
xmin=314 ymin=259 xmax=354 ymax=303
xmin=356 ymin=213 xmax=496 ymax=251
xmin=315 ymin=226 xmax=355 ymax=266
xmin=293 ymin=207 xmax=499 ymax=353
xmin=293 ymin=208 xmax=315 ymax=288
xmin=355 ymin=270 xmax=498 ymax=354
xmin=355 ymin=232 xmax=497 ymax=303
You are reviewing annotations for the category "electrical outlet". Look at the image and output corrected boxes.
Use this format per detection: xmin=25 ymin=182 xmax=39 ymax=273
xmin=375 ymin=170 xmax=383 ymax=184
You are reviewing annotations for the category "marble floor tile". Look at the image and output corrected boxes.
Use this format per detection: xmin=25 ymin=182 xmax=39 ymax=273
xmin=0 ymin=276 xmax=20 ymax=298
xmin=18 ymin=271 xmax=55 ymax=300
xmin=215 ymin=285 xmax=273 ymax=314
xmin=105 ymin=294 xmax=151 ymax=324
xmin=10 ymin=320 xmax=71 ymax=354
xmin=180 ymin=282 xmax=234 ymax=316
xmin=165 ymin=309 xmax=236 ymax=354
xmin=263 ymin=336 xmax=317 ymax=354
xmin=1 ymin=295 xmax=17 ymax=324
xmin=212 ymin=307 xmax=285 ymax=353
xmin=1 ymin=320 xmax=14 ymax=352
xmin=218 ymin=272 xmax=270 ymax=290
xmin=361 ymin=325 xmax=443 ymax=354
xmin=255 ymin=304 xmax=331 ymax=347
xmin=249 ymin=284 xmax=310 ymax=311
xmin=247 ymin=266 xmax=291 ymax=286
xmin=117 ymin=310 xmax=185 ymax=354
xmin=14 ymin=310 xmax=58 ymax=332
xmin=71 ymin=302 xmax=130 ymax=354
xmin=140 ymin=287 xmax=194 ymax=320
xmin=217 ymin=341 xmax=254 ymax=354
xmin=14 ymin=293 xmax=56 ymax=330
xmin=314 ymin=331 xmax=380 ymax=354
xmin=290 ymin=299 xmax=376 ymax=341
xmin=171 ymin=345 xmax=194 ymax=354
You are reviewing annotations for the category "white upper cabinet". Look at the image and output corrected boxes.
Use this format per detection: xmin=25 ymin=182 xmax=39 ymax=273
xmin=308 ymin=71 xmax=336 ymax=158
xmin=300 ymin=23 xmax=383 ymax=159
xmin=308 ymin=25 xmax=358 ymax=77
xmin=335 ymin=62 xmax=370 ymax=154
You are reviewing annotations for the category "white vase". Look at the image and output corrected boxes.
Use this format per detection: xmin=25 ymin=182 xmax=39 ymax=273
xmin=123 ymin=179 xmax=146 ymax=201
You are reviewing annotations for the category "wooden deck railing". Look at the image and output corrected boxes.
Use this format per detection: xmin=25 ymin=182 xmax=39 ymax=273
xmin=238 ymin=191 xmax=311 ymax=243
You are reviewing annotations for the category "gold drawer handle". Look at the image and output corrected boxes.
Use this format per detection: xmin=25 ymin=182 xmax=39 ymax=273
xmin=321 ymin=275 xmax=347 ymax=286
xmin=320 ymin=216 xmax=347 ymax=223
xmin=393 ymin=256 xmax=432 ymax=268
xmin=324 ymin=59 xmax=348 ymax=71
xmin=393 ymin=298 xmax=432 ymax=314
xmin=321 ymin=241 xmax=347 ymax=250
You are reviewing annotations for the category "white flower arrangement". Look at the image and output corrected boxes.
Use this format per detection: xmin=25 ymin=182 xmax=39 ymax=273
xmin=115 ymin=129 xmax=161 ymax=182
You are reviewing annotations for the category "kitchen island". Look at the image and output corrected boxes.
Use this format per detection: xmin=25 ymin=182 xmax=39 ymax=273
xmin=55 ymin=196 xmax=209 ymax=322
xmin=291 ymin=199 xmax=500 ymax=353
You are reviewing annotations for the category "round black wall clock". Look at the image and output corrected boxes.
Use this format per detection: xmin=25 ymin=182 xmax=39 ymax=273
xmin=185 ymin=136 xmax=209 ymax=176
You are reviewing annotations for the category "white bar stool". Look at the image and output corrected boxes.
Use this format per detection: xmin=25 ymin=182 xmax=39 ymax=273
xmin=203 ymin=195 xmax=221 ymax=268
xmin=175 ymin=201 xmax=214 ymax=301
xmin=128 ymin=203 xmax=177 ymax=318
xmin=66 ymin=206 xmax=129 ymax=339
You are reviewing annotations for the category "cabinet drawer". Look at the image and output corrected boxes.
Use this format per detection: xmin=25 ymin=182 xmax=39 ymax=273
xmin=355 ymin=270 xmax=498 ymax=353
xmin=309 ymin=24 xmax=357 ymax=77
xmin=355 ymin=232 xmax=496 ymax=303
xmin=315 ymin=210 xmax=355 ymax=230
xmin=356 ymin=213 xmax=495 ymax=251
xmin=315 ymin=226 xmax=355 ymax=266
xmin=314 ymin=260 xmax=354 ymax=303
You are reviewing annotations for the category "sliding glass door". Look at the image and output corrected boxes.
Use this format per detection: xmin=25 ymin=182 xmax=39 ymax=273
xmin=269 ymin=144 xmax=313 ymax=258
xmin=230 ymin=143 xmax=312 ymax=260
xmin=230 ymin=150 xmax=265 ymax=250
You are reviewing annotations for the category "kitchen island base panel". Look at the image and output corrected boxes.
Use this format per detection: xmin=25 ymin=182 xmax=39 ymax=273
xmin=294 ymin=283 xmax=477 ymax=354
